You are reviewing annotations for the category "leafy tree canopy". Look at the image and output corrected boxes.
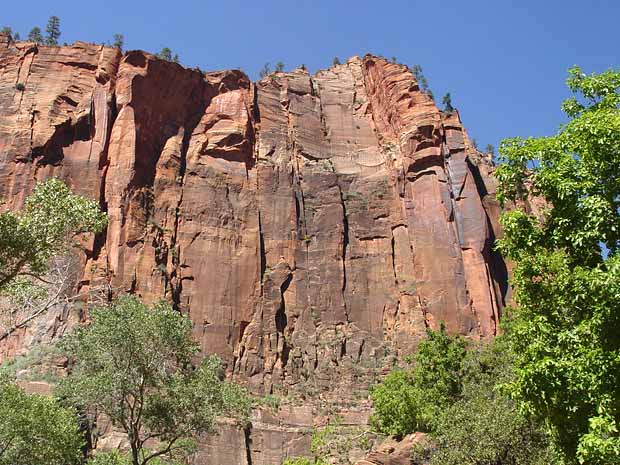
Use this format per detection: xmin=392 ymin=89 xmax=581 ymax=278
xmin=155 ymin=48 xmax=179 ymax=63
xmin=0 ymin=373 xmax=83 ymax=465
xmin=28 ymin=27 xmax=43 ymax=44
xmin=371 ymin=328 xmax=557 ymax=464
xmin=0 ymin=178 xmax=107 ymax=290
xmin=113 ymin=33 xmax=124 ymax=50
xmin=370 ymin=324 xmax=466 ymax=437
xmin=496 ymin=66 xmax=620 ymax=464
xmin=58 ymin=296 xmax=251 ymax=465
xmin=421 ymin=337 xmax=558 ymax=465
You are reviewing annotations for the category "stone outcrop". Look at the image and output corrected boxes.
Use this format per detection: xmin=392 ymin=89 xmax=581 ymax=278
xmin=354 ymin=434 xmax=426 ymax=465
xmin=0 ymin=32 xmax=508 ymax=464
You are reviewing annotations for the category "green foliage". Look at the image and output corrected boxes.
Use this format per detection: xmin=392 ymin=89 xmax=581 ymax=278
xmin=15 ymin=82 xmax=25 ymax=91
xmin=370 ymin=324 xmax=466 ymax=437
xmin=411 ymin=64 xmax=431 ymax=96
xmin=332 ymin=57 xmax=341 ymax=66
xmin=1 ymin=342 xmax=63 ymax=382
xmin=113 ymin=33 xmax=124 ymax=49
xmin=495 ymin=66 xmax=620 ymax=464
xmin=28 ymin=26 xmax=43 ymax=44
xmin=372 ymin=330 xmax=557 ymax=464
xmin=442 ymin=92 xmax=454 ymax=112
xmin=0 ymin=178 xmax=107 ymax=290
xmin=88 ymin=451 xmax=177 ymax=465
xmin=282 ymin=458 xmax=327 ymax=465
xmin=58 ymin=296 xmax=251 ymax=465
xmin=484 ymin=143 xmax=495 ymax=155
xmin=422 ymin=338 xmax=558 ymax=465
xmin=157 ymin=48 xmax=171 ymax=60
xmin=156 ymin=48 xmax=179 ymax=63
xmin=310 ymin=415 xmax=370 ymax=465
xmin=45 ymin=16 xmax=61 ymax=45
xmin=88 ymin=451 xmax=131 ymax=465
xmin=275 ymin=61 xmax=285 ymax=72
xmin=0 ymin=374 xmax=83 ymax=465
xmin=256 ymin=393 xmax=280 ymax=410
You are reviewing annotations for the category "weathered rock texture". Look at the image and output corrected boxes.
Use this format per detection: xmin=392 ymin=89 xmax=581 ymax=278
xmin=354 ymin=433 xmax=426 ymax=465
xmin=0 ymin=33 xmax=507 ymax=464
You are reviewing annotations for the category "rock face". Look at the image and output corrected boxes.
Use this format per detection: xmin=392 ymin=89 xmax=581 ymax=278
xmin=0 ymin=33 xmax=508 ymax=464
xmin=354 ymin=434 xmax=426 ymax=465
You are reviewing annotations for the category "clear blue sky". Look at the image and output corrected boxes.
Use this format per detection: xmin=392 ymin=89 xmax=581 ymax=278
xmin=3 ymin=0 xmax=619 ymax=151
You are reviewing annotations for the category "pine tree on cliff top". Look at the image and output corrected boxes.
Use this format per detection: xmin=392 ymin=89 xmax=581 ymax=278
xmin=44 ymin=16 xmax=60 ymax=46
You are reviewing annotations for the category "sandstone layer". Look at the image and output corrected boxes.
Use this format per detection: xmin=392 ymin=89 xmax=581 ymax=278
xmin=0 ymin=33 xmax=507 ymax=464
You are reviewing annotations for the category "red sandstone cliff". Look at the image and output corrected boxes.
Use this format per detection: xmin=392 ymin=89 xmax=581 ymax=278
xmin=0 ymin=33 xmax=508 ymax=464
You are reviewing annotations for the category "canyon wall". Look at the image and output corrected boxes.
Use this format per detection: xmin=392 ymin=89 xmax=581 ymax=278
xmin=0 ymin=33 xmax=507 ymax=464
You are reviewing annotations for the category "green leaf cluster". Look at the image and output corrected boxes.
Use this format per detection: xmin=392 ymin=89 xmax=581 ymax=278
xmin=282 ymin=458 xmax=327 ymax=465
xmin=370 ymin=328 xmax=556 ymax=464
xmin=495 ymin=66 xmax=620 ymax=464
xmin=0 ymin=373 xmax=83 ymax=465
xmin=423 ymin=338 xmax=558 ymax=465
xmin=58 ymin=296 xmax=251 ymax=465
xmin=0 ymin=178 xmax=107 ymax=289
xmin=369 ymin=324 xmax=466 ymax=437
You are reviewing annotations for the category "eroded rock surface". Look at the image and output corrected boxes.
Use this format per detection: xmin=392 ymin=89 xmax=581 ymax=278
xmin=0 ymin=33 xmax=507 ymax=464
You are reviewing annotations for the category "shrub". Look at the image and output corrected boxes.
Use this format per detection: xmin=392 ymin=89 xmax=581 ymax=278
xmin=15 ymin=82 xmax=25 ymax=91
xmin=370 ymin=324 xmax=466 ymax=437
xmin=0 ymin=374 xmax=83 ymax=465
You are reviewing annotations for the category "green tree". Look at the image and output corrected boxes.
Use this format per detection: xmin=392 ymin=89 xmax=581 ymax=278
xmin=421 ymin=339 xmax=558 ymax=465
xmin=45 ymin=16 xmax=61 ymax=45
xmin=156 ymin=47 xmax=172 ymax=61
xmin=1 ymin=27 xmax=12 ymax=38
xmin=370 ymin=324 xmax=466 ymax=437
xmin=495 ymin=66 xmax=620 ymax=464
xmin=411 ymin=64 xmax=431 ymax=95
xmin=113 ymin=33 xmax=124 ymax=50
xmin=442 ymin=92 xmax=454 ymax=112
xmin=275 ymin=61 xmax=285 ymax=72
xmin=0 ymin=374 xmax=83 ymax=465
xmin=0 ymin=179 xmax=107 ymax=341
xmin=13 ymin=31 xmax=20 ymax=40
xmin=485 ymin=143 xmax=495 ymax=155
xmin=28 ymin=27 xmax=43 ymax=44
xmin=0 ymin=178 xmax=106 ymax=289
xmin=371 ymin=329 xmax=557 ymax=464
xmin=58 ymin=296 xmax=251 ymax=465
xmin=332 ymin=56 xmax=341 ymax=66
